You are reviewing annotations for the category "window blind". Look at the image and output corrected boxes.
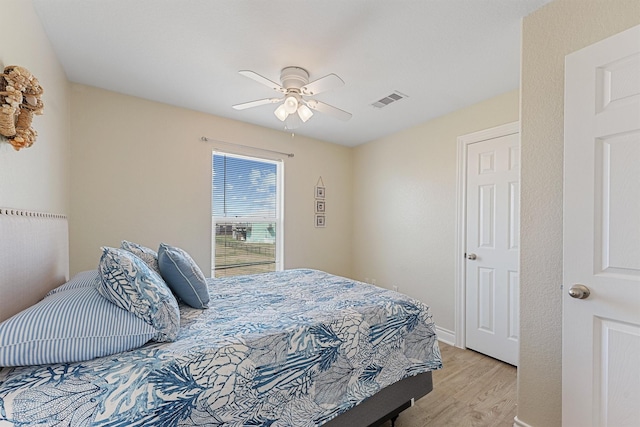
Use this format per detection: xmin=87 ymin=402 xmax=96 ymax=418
xmin=212 ymin=154 xmax=277 ymax=219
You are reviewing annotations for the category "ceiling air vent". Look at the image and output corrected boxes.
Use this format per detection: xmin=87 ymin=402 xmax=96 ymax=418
xmin=371 ymin=91 xmax=408 ymax=108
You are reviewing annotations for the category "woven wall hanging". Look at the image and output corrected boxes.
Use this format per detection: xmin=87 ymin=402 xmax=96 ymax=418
xmin=0 ymin=65 xmax=44 ymax=150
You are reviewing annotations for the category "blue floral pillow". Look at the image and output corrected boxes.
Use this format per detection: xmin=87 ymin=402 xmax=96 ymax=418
xmin=121 ymin=240 xmax=161 ymax=275
xmin=98 ymin=247 xmax=180 ymax=342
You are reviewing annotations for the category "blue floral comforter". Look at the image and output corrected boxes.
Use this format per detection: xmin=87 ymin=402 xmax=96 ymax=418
xmin=0 ymin=269 xmax=442 ymax=426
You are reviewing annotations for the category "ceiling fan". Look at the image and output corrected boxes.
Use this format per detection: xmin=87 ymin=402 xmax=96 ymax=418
xmin=232 ymin=66 xmax=352 ymax=128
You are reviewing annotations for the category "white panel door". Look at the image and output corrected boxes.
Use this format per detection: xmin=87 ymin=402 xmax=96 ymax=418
xmin=563 ymin=24 xmax=640 ymax=427
xmin=466 ymin=132 xmax=520 ymax=366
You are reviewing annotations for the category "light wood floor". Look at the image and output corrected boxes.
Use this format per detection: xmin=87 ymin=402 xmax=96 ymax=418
xmin=383 ymin=342 xmax=518 ymax=427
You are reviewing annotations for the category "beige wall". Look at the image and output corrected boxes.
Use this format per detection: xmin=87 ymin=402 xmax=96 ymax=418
xmin=0 ymin=0 xmax=71 ymax=214
xmin=69 ymin=85 xmax=353 ymax=278
xmin=518 ymin=1 xmax=640 ymax=426
xmin=352 ymin=90 xmax=519 ymax=333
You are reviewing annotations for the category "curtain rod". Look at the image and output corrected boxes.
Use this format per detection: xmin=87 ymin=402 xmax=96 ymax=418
xmin=201 ymin=136 xmax=294 ymax=158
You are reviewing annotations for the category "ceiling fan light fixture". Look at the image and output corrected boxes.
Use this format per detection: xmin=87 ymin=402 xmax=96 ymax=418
xmin=284 ymin=113 xmax=301 ymax=130
xmin=274 ymin=104 xmax=288 ymax=121
xmin=297 ymin=104 xmax=313 ymax=122
xmin=283 ymin=95 xmax=298 ymax=114
xmin=235 ymin=67 xmax=351 ymax=125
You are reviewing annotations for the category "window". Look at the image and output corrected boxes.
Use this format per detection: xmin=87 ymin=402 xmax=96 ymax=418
xmin=212 ymin=153 xmax=283 ymax=277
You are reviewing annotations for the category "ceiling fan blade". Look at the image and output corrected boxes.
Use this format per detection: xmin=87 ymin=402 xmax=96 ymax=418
xmin=232 ymin=98 xmax=282 ymax=110
xmin=239 ymin=70 xmax=286 ymax=93
xmin=306 ymin=100 xmax=352 ymax=121
xmin=301 ymin=74 xmax=344 ymax=96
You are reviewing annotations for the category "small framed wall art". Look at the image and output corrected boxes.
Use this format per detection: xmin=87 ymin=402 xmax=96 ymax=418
xmin=314 ymin=176 xmax=326 ymax=228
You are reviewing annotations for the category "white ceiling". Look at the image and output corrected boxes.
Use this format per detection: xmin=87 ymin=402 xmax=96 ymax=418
xmin=32 ymin=0 xmax=550 ymax=147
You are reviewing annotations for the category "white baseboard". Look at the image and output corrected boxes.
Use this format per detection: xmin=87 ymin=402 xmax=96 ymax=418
xmin=436 ymin=326 xmax=455 ymax=346
xmin=513 ymin=416 xmax=533 ymax=427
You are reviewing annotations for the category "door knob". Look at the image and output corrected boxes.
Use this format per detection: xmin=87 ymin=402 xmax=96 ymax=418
xmin=466 ymin=253 xmax=477 ymax=260
xmin=568 ymin=284 xmax=590 ymax=299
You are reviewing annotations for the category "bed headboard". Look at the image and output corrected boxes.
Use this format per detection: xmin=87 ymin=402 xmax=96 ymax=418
xmin=0 ymin=208 xmax=69 ymax=322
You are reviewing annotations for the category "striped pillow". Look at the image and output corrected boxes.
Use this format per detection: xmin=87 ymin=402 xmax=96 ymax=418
xmin=46 ymin=269 xmax=100 ymax=296
xmin=0 ymin=286 xmax=156 ymax=367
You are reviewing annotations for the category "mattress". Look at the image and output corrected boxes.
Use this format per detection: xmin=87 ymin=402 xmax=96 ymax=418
xmin=0 ymin=269 xmax=441 ymax=426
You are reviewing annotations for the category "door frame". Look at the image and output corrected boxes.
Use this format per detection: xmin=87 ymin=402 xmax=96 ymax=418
xmin=454 ymin=121 xmax=520 ymax=348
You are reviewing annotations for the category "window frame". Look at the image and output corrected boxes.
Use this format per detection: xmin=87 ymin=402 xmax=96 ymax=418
xmin=211 ymin=151 xmax=284 ymax=277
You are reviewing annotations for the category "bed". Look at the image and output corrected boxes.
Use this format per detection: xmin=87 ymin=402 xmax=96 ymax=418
xmin=0 ymin=208 xmax=442 ymax=426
